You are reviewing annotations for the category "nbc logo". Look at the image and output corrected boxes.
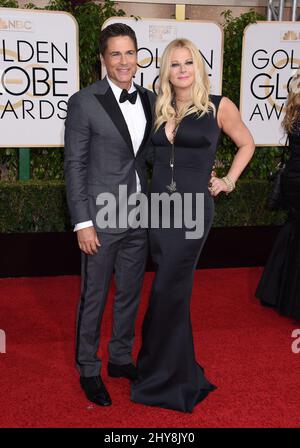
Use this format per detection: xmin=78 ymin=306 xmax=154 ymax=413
xmin=0 ymin=18 xmax=8 ymax=30
xmin=0 ymin=17 xmax=32 ymax=31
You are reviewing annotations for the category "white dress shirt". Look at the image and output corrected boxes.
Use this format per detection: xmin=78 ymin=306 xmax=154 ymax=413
xmin=74 ymin=76 xmax=147 ymax=232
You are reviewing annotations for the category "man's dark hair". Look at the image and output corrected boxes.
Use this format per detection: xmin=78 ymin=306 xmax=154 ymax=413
xmin=99 ymin=23 xmax=138 ymax=56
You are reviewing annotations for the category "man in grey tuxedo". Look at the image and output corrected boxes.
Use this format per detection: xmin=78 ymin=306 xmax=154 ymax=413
xmin=64 ymin=23 xmax=155 ymax=406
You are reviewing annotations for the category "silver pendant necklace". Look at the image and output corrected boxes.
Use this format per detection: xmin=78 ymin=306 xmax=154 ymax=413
xmin=166 ymin=127 xmax=178 ymax=193
xmin=166 ymin=100 xmax=180 ymax=193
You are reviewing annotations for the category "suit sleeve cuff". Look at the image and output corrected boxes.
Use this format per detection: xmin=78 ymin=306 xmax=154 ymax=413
xmin=74 ymin=220 xmax=94 ymax=232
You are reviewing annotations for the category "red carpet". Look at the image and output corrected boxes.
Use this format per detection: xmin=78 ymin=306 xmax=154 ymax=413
xmin=0 ymin=267 xmax=300 ymax=428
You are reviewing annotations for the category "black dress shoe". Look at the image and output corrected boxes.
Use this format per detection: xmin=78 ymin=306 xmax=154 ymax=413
xmin=80 ymin=375 xmax=112 ymax=406
xmin=108 ymin=362 xmax=138 ymax=381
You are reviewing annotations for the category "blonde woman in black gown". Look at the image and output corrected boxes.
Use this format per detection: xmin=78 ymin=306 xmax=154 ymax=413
xmin=131 ymin=38 xmax=255 ymax=413
xmin=256 ymin=69 xmax=300 ymax=321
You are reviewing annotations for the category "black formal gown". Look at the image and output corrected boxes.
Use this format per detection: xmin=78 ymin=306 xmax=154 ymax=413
xmin=256 ymin=123 xmax=300 ymax=321
xmin=131 ymin=95 xmax=222 ymax=413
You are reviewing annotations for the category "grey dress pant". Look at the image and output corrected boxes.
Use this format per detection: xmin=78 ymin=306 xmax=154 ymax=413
xmin=76 ymin=227 xmax=148 ymax=377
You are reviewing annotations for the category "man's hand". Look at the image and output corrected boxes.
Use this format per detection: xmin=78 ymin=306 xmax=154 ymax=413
xmin=76 ymin=226 xmax=101 ymax=255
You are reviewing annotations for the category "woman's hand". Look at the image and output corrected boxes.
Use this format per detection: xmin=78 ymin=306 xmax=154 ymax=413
xmin=208 ymin=174 xmax=228 ymax=196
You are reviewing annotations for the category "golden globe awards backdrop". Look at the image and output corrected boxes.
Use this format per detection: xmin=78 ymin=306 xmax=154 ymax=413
xmin=0 ymin=8 xmax=79 ymax=147
xmin=102 ymin=17 xmax=223 ymax=95
xmin=240 ymin=21 xmax=300 ymax=146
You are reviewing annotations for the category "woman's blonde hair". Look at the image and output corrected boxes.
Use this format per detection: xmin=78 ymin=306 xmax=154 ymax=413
xmin=155 ymin=38 xmax=215 ymax=130
xmin=282 ymin=72 xmax=300 ymax=133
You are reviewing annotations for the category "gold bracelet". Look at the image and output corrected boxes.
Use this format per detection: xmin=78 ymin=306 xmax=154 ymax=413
xmin=222 ymin=175 xmax=235 ymax=194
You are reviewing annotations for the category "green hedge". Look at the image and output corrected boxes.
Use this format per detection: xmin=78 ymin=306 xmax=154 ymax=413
xmin=0 ymin=180 xmax=286 ymax=233
xmin=213 ymin=179 xmax=286 ymax=226
xmin=0 ymin=181 xmax=70 ymax=232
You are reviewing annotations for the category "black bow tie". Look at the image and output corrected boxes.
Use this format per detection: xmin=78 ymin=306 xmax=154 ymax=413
xmin=119 ymin=89 xmax=138 ymax=104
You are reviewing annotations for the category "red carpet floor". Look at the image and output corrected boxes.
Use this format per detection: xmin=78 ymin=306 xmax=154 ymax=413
xmin=0 ymin=267 xmax=300 ymax=428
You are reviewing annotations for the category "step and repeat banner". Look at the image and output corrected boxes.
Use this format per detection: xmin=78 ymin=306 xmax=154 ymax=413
xmin=0 ymin=8 xmax=79 ymax=147
xmin=102 ymin=17 xmax=223 ymax=95
xmin=240 ymin=21 xmax=300 ymax=146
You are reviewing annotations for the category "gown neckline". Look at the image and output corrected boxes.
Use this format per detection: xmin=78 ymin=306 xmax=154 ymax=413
xmin=163 ymin=112 xmax=195 ymax=145
xmin=163 ymin=117 xmax=185 ymax=146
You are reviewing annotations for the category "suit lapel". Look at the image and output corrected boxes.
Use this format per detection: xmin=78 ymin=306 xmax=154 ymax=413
xmin=135 ymin=84 xmax=153 ymax=155
xmin=94 ymin=84 xmax=134 ymax=155
xmin=94 ymin=79 xmax=153 ymax=157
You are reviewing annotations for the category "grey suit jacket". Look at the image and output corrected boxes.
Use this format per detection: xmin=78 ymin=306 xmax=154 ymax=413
xmin=64 ymin=77 xmax=156 ymax=233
